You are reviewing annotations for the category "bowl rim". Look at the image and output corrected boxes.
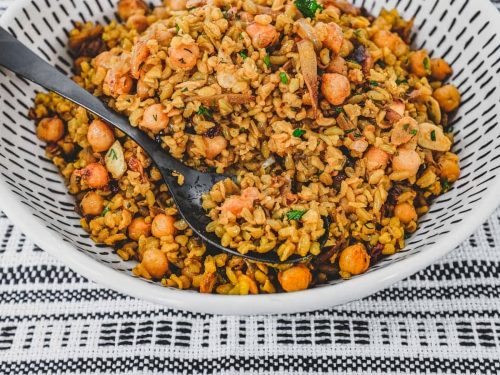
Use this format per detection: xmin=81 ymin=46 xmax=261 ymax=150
xmin=1 ymin=0 xmax=500 ymax=315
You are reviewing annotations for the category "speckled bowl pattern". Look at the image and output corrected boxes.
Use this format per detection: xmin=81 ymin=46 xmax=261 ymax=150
xmin=0 ymin=0 xmax=499 ymax=314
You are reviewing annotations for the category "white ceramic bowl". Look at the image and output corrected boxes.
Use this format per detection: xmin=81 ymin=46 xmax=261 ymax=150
xmin=1 ymin=0 xmax=499 ymax=315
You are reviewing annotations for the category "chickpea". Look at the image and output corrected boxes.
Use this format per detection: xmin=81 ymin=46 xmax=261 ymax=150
xmin=321 ymin=73 xmax=351 ymax=106
xmin=365 ymin=147 xmax=389 ymax=172
xmin=246 ymin=23 xmax=278 ymax=49
xmin=168 ymin=42 xmax=200 ymax=70
xmin=142 ymin=248 xmax=169 ymax=279
xmin=372 ymin=30 xmax=406 ymax=56
xmin=438 ymin=153 xmax=460 ymax=183
xmin=203 ymin=136 xmax=227 ymax=159
xmin=117 ymin=0 xmax=148 ymax=21
xmin=314 ymin=22 xmax=343 ymax=54
xmin=409 ymin=50 xmax=430 ymax=78
xmin=126 ymin=14 xmax=149 ymax=32
xmin=128 ymin=217 xmax=151 ymax=240
xmin=140 ymin=104 xmax=168 ymax=133
xmin=80 ymin=191 xmax=105 ymax=216
xmin=151 ymin=214 xmax=176 ymax=238
xmin=392 ymin=149 xmax=421 ymax=177
xmin=36 ymin=116 xmax=65 ymax=142
xmin=78 ymin=163 xmax=109 ymax=189
xmin=433 ymin=85 xmax=461 ymax=112
xmin=430 ymin=58 xmax=453 ymax=81
xmin=278 ymin=265 xmax=312 ymax=292
xmin=339 ymin=243 xmax=370 ymax=276
xmin=87 ymin=119 xmax=115 ymax=152
xmin=166 ymin=0 xmax=187 ymax=11
xmin=394 ymin=202 xmax=417 ymax=224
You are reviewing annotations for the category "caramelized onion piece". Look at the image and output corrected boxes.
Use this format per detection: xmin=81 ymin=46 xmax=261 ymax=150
xmin=297 ymin=39 xmax=318 ymax=118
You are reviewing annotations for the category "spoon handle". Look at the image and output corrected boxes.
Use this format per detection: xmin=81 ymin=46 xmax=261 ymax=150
xmin=0 ymin=26 xmax=187 ymax=176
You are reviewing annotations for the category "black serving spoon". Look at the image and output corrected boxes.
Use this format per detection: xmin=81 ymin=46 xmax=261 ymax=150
xmin=0 ymin=26 xmax=329 ymax=264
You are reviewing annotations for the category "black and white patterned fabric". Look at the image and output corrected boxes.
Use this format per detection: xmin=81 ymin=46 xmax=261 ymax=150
xmin=1 ymin=1 xmax=500 ymax=374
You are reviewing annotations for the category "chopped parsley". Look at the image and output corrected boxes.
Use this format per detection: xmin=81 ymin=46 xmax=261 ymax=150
xmin=430 ymin=130 xmax=436 ymax=141
xmin=423 ymin=57 xmax=431 ymax=71
xmin=369 ymin=80 xmax=379 ymax=86
xmin=263 ymin=54 xmax=271 ymax=68
xmin=344 ymin=128 xmax=356 ymax=134
xmin=294 ymin=0 xmax=323 ymax=18
xmin=279 ymin=72 xmax=289 ymax=84
xmin=354 ymin=29 xmax=363 ymax=38
xmin=107 ymin=148 xmax=118 ymax=160
xmin=410 ymin=129 xmax=418 ymax=136
xmin=442 ymin=179 xmax=450 ymax=190
xmin=403 ymin=123 xmax=410 ymax=131
xmin=239 ymin=50 xmax=248 ymax=60
xmin=292 ymin=128 xmax=306 ymax=137
xmin=286 ymin=209 xmax=307 ymax=221
xmin=396 ymin=78 xmax=408 ymax=85
xmin=333 ymin=106 xmax=344 ymax=115
xmin=376 ymin=60 xmax=386 ymax=68
xmin=101 ymin=205 xmax=110 ymax=217
xmin=175 ymin=24 xmax=180 ymax=33
xmin=181 ymin=87 xmax=188 ymax=92
xmin=197 ymin=105 xmax=212 ymax=118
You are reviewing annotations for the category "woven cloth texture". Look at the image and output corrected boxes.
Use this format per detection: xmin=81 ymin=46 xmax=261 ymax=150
xmin=1 ymin=1 xmax=500 ymax=374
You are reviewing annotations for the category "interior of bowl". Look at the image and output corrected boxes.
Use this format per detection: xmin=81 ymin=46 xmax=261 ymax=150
xmin=0 ymin=0 xmax=499 ymax=310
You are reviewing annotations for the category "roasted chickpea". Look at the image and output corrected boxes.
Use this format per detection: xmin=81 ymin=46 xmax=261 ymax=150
xmin=278 ymin=265 xmax=312 ymax=292
xmin=438 ymin=153 xmax=460 ymax=183
xmin=339 ymin=243 xmax=370 ymax=276
xmin=117 ymin=0 xmax=148 ymax=21
xmin=142 ymin=248 xmax=169 ymax=279
xmin=433 ymin=85 xmax=461 ymax=112
xmin=365 ymin=147 xmax=389 ymax=172
xmin=36 ymin=116 xmax=65 ymax=142
xmin=430 ymin=58 xmax=453 ymax=81
xmin=78 ymin=163 xmax=109 ymax=189
xmin=140 ymin=104 xmax=168 ymax=133
xmin=203 ymin=136 xmax=228 ymax=160
xmin=128 ymin=217 xmax=151 ymax=240
xmin=126 ymin=14 xmax=149 ymax=32
xmin=394 ymin=202 xmax=417 ymax=224
xmin=80 ymin=191 xmax=104 ymax=216
xmin=87 ymin=119 xmax=115 ymax=152
xmin=166 ymin=0 xmax=187 ymax=10
xmin=151 ymin=214 xmax=176 ymax=238
xmin=409 ymin=50 xmax=431 ymax=78
xmin=321 ymin=73 xmax=351 ymax=106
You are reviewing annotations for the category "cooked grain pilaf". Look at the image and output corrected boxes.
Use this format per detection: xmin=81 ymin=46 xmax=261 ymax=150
xmin=31 ymin=0 xmax=461 ymax=294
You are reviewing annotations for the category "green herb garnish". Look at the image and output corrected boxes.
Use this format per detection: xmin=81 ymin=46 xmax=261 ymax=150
xmin=376 ymin=60 xmax=386 ymax=68
xmin=430 ymin=130 xmax=436 ymax=141
xmin=197 ymin=105 xmax=212 ymax=118
xmin=442 ymin=179 xmax=450 ymax=190
xmin=263 ymin=54 xmax=271 ymax=68
xmin=279 ymin=72 xmax=289 ymax=84
xmin=423 ymin=57 xmax=431 ymax=71
xmin=239 ymin=50 xmax=248 ymax=60
xmin=175 ymin=24 xmax=180 ymax=33
xmin=294 ymin=0 xmax=323 ymax=18
xmin=333 ymin=106 xmax=344 ymax=114
xmin=292 ymin=128 xmax=306 ymax=137
xmin=344 ymin=129 xmax=356 ymax=134
xmin=181 ymin=87 xmax=188 ymax=92
xmin=286 ymin=209 xmax=307 ymax=221
xmin=101 ymin=205 xmax=110 ymax=217
xmin=369 ymin=80 xmax=379 ymax=86
xmin=403 ymin=123 xmax=410 ymax=131
xmin=410 ymin=129 xmax=418 ymax=136
xmin=396 ymin=78 xmax=408 ymax=85
xmin=107 ymin=148 xmax=118 ymax=160
xmin=354 ymin=29 xmax=363 ymax=38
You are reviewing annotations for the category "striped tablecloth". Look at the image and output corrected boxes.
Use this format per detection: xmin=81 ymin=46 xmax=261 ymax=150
xmin=1 ymin=1 xmax=500 ymax=374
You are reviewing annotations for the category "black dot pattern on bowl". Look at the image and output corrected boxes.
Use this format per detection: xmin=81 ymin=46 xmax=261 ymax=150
xmin=0 ymin=0 xmax=499 ymax=286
